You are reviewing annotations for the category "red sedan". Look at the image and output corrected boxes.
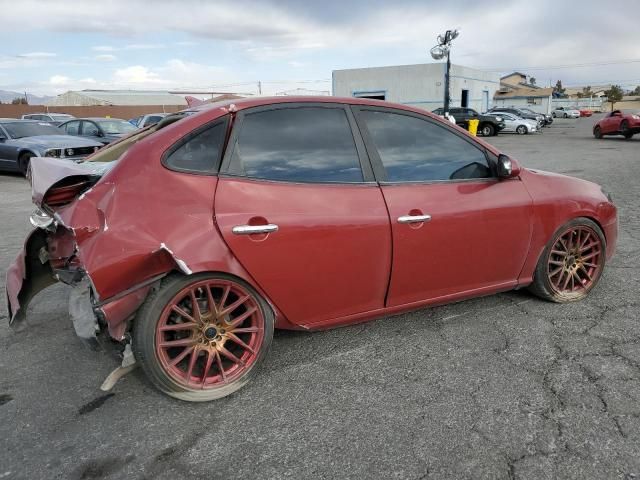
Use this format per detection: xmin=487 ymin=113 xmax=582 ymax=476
xmin=578 ymin=108 xmax=593 ymax=117
xmin=594 ymin=110 xmax=640 ymax=139
xmin=6 ymin=97 xmax=618 ymax=401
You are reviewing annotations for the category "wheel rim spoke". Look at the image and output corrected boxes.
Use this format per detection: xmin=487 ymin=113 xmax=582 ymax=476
xmin=214 ymin=350 xmax=227 ymax=381
xmin=160 ymin=337 xmax=196 ymax=348
xmin=159 ymin=322 xmax=198 ymax=332
xmin=189 ymin=289 xmax=202 ymax=322
xmin=169 ymin=346 xmax=194 ymax=367
xmin=200 ymin=351 xmax=214 ymax=388
xmin=219 ymin=345 xmax=245 ymax=366
xmin=232 ymin=326 xmax=260 ymax=334
xmin=226 ymin=306 xmax=258 ymax=329
xmin=226 ymin=332 xmax=255 ymax=354
xmin=171 ymin=305 xmax=195 ymax=323
xmin=220 ymin=295 xmax=250 ymax=317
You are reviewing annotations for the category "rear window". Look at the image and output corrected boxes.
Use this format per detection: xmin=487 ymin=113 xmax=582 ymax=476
xmin=163 ymin=119 xmax=227 ymax=174
xmin=2 ymin=122 xmax=61 ymax=138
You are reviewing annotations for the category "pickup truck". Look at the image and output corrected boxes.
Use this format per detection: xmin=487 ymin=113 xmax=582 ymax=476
xmin=432 ymin=107 xmax=505 ymax=136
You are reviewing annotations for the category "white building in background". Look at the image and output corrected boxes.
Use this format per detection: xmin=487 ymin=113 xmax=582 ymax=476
xmin=332 ymin=63 xmax=500 ymax=112
xmin=275 ymin=88 xmax=330 ymax=96
xmin=493 ymin=87 xmax=554 ymax=115
xmin=46 ymin=90 xmax=189 ymax=107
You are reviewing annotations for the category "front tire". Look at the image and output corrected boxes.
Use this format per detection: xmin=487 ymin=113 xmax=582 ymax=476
xmin=516 ymin=125 xmax=527 ymax=135
xmin=481 ymin=123 xmax=495 ymax=137
xmin=621 ymin=121 xmax=633 ymax=139
xmin=18 ymin=152 xmax=33 ymax=177
xmin=594 ymin=126 xmax=603 ymax=139
xmin=133 ymin=272 xmax=274 ymax=402
xmin=528 ymin=218 xmax=606 ymax=303
xmin=563 ymin=113 xmax=568 ymax=118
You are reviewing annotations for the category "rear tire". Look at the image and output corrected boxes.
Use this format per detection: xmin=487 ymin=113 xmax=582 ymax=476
xmin=528 ymin=218 xmax=606 ymax=303
xmin=480 ymin=124 xmax=495 ymax=137
xmin=621 ymin=121 xmax=632 ymax=139
xmin=18 ymin=152 xmax=33 ymax=177
xmin=563 ymin=113 xmax=568 ymax=118
xmin=133 ymin=272 xmax=274 ymax=402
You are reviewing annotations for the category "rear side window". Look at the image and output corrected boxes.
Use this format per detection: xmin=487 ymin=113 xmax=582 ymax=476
xmin=164 ymin=120 xmax=227 ymax=174
xmin=228 ymin=107 xmax=363 ymax=183
xmin=360 ymin=110 xmax=492 ymax=182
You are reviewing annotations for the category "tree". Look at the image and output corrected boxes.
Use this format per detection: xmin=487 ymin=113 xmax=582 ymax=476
xmin=605 ymin=85 xmax=624 ymax=110
xmin=11 ymin=97 xmax=27 ymax=104
xmin=529 ymin=77 xmax=536 ymax=86
xmin=553 ymin=80 xmax=566 ymax=98
xmin=630 ymin=85 xmax=640 ymax=96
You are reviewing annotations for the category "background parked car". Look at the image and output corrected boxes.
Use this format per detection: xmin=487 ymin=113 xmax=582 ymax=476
xmin=431 ymin=107 xmax=505 ymax=136
xmin=552 ymin=107 xmax=580 ymax=118
xmin=519 ymin=107 xmax=553 ymax=125
xmin=490 ymin=111 xmax=538 ymax=134
xmin=573 ymin=106 xmax=593 ymax=117
xmin=593 ymin=110 xmax=640 ymax=139
xmin=0 ymin=119 xmax=101 ymax=175
xmin=129 ymin=113 xmax=168 ymax=128
xmin=488 ymin=107 xmax=544 ymax=127
xmin=59 ymin=118 xmax=138 ymax=145
xmin=21 ymin=113 xmax=75 ymax=126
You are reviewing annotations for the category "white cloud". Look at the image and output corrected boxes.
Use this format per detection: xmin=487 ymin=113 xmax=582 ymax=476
xmin=95 ymin=54 xmax=117 ymax=62
xmin=124 ymin=43 xmax=165 ymax=50
xmin=113 ymin=65 xmax=162 ymax=84
xmin=92 ymin=45 xmax=116 ymax=52
xmin=49 ymin=75 xmax=70 ymax=85
xmin=176 ymin=41 xmax=198 ymax=47
xmin=18 ymin=52 xmax=57 ymax=58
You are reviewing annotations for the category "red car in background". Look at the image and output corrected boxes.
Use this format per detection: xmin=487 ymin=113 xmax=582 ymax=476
xmin=594 ymin=110 xmax=640 ymax=139
xmin=6 ymin=97 xmax=618 ymax=402
xmin=578 ymin=108 xmax=593 ymax=117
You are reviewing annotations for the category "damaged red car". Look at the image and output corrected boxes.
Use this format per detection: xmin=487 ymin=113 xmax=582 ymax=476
xmin=6 ymin=97 xmax=618 ymax=402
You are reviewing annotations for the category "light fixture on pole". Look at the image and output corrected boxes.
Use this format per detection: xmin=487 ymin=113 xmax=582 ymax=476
xmin=430 ymin=29 xmax=460 ymax=115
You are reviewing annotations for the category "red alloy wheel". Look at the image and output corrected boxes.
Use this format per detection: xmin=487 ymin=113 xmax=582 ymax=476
xmin=155 ymin=279 xmax=266 ymax=389
xmin=546 ymin=225 xmax=604 ymax=297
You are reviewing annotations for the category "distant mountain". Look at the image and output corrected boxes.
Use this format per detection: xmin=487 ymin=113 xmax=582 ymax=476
xmin=0 ymin=90 xmax=53 ymax=105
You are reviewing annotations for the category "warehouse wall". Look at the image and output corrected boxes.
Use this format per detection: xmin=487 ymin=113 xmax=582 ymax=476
xmin=332 ymin=63 xmax=500 ymax=113
xmin=0 ymin=104 xmax=184 ymax=120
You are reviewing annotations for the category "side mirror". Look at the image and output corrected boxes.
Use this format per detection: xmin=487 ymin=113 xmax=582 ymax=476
xmin=0 ymin=135 xmax=6 ymax=143
xmin=96 ymin=131 xmax=105 ymax=137
xmin=497 ymin=154 xmax=521 ymax=179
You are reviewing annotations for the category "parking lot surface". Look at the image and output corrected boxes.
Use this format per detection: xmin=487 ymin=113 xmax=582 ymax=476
xmin=1 ymin=115 xmax=639 ymax=480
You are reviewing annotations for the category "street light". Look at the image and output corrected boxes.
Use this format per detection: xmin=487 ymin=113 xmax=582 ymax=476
xmin=430 ymin=29 xmax=460 ymax=115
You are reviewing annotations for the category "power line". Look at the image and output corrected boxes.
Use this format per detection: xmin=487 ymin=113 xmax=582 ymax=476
xmin=477 ymin=58 xmax=640 ymax=72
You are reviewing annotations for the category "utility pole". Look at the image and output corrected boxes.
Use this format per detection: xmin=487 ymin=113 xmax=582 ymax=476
xmin=258 ymin=81 xmax=262 ymax=95
xmin=430 ymin=29 xmax=459 ymax=116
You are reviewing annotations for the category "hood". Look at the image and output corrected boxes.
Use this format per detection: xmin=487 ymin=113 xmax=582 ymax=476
xmin=10 ymin=135 xmax=102 ymax=149
xmin=30 ymin=156 xmax=115 ymax=209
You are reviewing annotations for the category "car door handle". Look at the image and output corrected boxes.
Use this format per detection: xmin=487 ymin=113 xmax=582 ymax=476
xmin=398 ymin=215 xmax=432 ymax=224
xmin=232 ymin=224 xmax=279 ymax=235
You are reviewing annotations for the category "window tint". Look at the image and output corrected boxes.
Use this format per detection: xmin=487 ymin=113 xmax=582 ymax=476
xmin=64 ymin=121 xmax=80 ymax=135
xmin=230 ymin=107 xmax=363 ymax=183
xmin=361 ymin=110 xmax=492 ymax=182
xmin=82 ymin=121 xmax=99 ymax=136
xmin=164 ymin=121 xmax=226 ymax=173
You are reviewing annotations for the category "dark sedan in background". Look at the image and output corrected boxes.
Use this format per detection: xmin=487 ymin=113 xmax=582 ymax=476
xmin=59 ymin=117 xmax=138 ymax=145
xmin=0 ymin=119 xmax=102 ymax=175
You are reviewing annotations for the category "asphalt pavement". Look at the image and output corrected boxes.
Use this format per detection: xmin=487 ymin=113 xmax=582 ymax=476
xmin=1 ymin=114 xmax=639 ymax=479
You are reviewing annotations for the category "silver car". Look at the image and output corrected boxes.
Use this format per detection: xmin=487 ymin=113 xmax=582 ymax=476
xmin=552 ymin=107 xmax=580 ymax=119
xmin=490 ymin=112 xmax=538 ymax=134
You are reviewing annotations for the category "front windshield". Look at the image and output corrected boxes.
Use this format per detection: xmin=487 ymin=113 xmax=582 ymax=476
xmin=96 ymin=120 xmax=138 ymax=135
xmin=50 ymin=114 xmax=74 ymax=121
xmin=1 ymin=122 xmax=62 ymax=138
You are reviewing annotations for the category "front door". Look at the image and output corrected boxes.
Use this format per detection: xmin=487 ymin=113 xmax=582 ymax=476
xmin=215 ymin=104 xmax=391 ymax=327
xmin=354 ymin=107 xmax=533 ymax=307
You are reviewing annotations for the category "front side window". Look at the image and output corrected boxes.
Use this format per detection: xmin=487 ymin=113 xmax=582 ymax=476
xmin=64 ymin=121 xmax=81 ymax=135
xmin=82 ymin=122 xmax=100 ymax=136
xmin=229 ymin=107 xmax=363 ymax=183
xmin=360 ymin=110 xmax=492 ymax=182
xmin=163 ymin=120 xmax=227 ymax=174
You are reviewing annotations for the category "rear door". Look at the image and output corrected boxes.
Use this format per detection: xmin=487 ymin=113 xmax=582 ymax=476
xmin=354 ymin=106 xmax=532 ymax=307
xmin=215 ymin=104 xmax=391 ymax=328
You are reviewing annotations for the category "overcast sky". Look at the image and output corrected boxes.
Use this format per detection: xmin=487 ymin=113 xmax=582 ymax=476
xmin=0 ymin=0 xmax=639 ymax=96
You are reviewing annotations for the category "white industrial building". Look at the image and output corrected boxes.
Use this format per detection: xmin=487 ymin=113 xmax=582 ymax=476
xmin=332 ymin=63 xmax=500 ymax=112
xmin=46 ymin=90 xmax=189 ymax=107
xmin=493 ymin=87 xmax=554 ymax=114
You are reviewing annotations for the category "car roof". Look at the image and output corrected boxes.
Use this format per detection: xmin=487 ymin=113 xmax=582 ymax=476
xmin=69 ymin=117 xmax=128 ymax=121
xmin=0 ymin=118 xmax=49 ymax=123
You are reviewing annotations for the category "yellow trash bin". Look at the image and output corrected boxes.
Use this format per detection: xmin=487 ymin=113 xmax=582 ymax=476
xmin=468 ymin=119 xmax=479 ymax=136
